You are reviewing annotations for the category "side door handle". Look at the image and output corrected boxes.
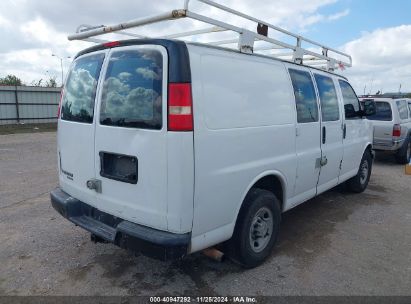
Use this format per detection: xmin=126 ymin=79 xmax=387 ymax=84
xmin=343 ymin=123 xmax=347 ymax=139
xmin=322 ymin=126 xmax=326 ymax=144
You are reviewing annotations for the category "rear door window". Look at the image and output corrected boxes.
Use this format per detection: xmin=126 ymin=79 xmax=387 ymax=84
xmin=396 ymin=100 xmax=408 ymax=120
xmin=314 ymin=74 xmax=340 ymax=121
xmin=289 ymin=69 xmax=319 ymax=123
xmin=366 ymin=101 xmax=392 ymax=121
xmin=100 ymin=49 xmax=163 ymax=129
xmin=338 ymin=80 xmax=360 ymax=119
xmin=61 ymin=53 xmax=105 ymax=123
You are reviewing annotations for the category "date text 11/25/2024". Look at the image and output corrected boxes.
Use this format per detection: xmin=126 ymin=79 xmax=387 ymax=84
xmin=149 ymin=296 xmax=257 ymax=303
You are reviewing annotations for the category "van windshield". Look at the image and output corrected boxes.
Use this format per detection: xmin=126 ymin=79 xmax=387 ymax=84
xmin=61 ymin=53 xmax=105 ymax=123
xmin=100 ymin=49 xmax=163 ymax=130
xmin=366 ymin=101 xmax=392 ymax=121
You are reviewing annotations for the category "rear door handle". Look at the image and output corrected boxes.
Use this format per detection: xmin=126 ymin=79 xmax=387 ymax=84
xmin=322 ymin=126 xmax=326 ymax=144
xmin=343 ymin=123 xmax=347 ymax=139
xmin=87 ymin=179 xmax=102 ymax=193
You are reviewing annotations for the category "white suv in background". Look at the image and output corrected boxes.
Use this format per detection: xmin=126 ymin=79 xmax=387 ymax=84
xmin=360 ymin=97 xmax=411 ymax=164
xmin=51 ymin=39 xmax=376 ymax=267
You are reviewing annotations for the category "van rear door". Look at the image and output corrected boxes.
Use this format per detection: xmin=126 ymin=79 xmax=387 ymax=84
xmin=93 ymin=45 xmax=169 ymax=231
xmin=58 ymin=51 xmax=106 ymax=206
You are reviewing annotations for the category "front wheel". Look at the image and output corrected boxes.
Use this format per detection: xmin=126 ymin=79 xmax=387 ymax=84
xmin=228 ymin=188 xmax=281 ymax=268
xmin=346 ymin=150 xmax=372 ymax=193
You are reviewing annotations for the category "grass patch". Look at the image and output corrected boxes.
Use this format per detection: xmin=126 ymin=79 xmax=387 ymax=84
xmin=0 ymin=123 xmax=57 ymax=135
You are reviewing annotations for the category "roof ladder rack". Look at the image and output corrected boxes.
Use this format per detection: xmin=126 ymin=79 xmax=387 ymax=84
xmin=68 ymin=0 xmax=352 ymax=71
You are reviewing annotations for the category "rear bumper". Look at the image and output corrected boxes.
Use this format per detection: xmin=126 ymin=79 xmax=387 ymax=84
xmin=373 ymin=138 xmax=405 ymax=151
xmin=50 ymin=188 xmax=190 ymax=261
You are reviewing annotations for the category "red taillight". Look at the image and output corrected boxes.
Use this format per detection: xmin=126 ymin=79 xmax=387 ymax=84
xmin=168 ymin=83 xmax=193 ymax=131
xmin=103 ymin=41 xmax=120 ymax=48
xmin=57 ymin=88 xmax=63 ymax=119
xmin=393 ymin=124 xmax=401 ymax=137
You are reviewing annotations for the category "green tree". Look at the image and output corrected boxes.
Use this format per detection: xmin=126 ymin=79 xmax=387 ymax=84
xmin=31 ymin=79 xmax=43 ymax=87
xmin=0 ymin=74 xmax=23 ymax=86
xmin=45 ymin=76 xmax=58 ymax=88
xmin=406 ymin=93 xmax=411 ymax=98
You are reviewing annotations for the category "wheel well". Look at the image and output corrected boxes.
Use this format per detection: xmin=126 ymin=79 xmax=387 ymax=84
xmin=366 ymin=144 xmax=373 ymax=157
xmin=252 ymin=175 xmax=284 ymax=211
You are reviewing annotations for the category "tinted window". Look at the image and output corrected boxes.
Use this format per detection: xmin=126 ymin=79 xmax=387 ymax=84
xmin=100 ymin=49 xmax=163 ymax=129
xmin=314 ymin=74 xmax=340 ymax=121
xmin=61 ymin=53 xmax=105 ymax=123
xmin=396 ymin=100 xmax=408 ymax=120
xmin=289 ymin=69 xmax=318 ymax=123
xmin=339 ymin=80 xmax=360 ymax=119
xmin=366 ymin=101 xmax=392 ymax=121
xmin=408 ymin=103 xmax=411 ymax=118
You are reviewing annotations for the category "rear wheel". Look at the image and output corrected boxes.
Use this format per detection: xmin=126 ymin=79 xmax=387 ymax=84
xmin=228 ymin=188 xmax=281 ymax=268
xmin=346 ymin=150 xmax=372 ymax=193
xmin=395 ymin=137 xmax=411 ymax=164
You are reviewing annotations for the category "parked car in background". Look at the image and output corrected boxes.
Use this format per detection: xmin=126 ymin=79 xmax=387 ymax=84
xmin=360 ymin=97 xmax=411 ymax=164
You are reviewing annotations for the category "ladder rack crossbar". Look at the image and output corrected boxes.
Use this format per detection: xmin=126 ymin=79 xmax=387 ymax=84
xmin=195 ymin=0 xmax=350 ymax=60
xmin=158 ymin=26 xmax=227 ymax=39
xmin=67 ymin=0 xmax=352 ymax=71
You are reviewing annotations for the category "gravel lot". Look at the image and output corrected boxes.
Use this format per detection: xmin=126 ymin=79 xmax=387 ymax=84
xmin=0 ymin=132 xmax=410 ymax=296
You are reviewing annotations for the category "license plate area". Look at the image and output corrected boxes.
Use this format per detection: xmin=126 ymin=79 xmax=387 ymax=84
xmin=99 ymin=152 xmax=138 ymax=184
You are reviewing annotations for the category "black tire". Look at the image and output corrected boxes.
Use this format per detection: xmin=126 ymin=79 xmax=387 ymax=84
xmin=395 ymin=137 xmax=411 ymax=164
xmin=346 ymin=149 xmax=372 ymax=193
xmin=228 ymin=188 xmax=281 ymax=268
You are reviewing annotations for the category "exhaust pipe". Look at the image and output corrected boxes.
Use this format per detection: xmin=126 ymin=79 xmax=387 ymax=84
xmin=202 ymin=247 xmax=225 ymax=262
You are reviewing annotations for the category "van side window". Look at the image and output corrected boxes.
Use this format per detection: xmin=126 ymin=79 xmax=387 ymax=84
xmin=314 ymin=74 xmax=340 ymax=121
xmin=338 ymin=80 xmax=360 ymax=119
xmin=289 ymin=69 xmax=319 ymax=123
xmin=408 ymin=103 xmax=411 ymax=118
xmin=396 ymin=100 xmax=408 ymax=120
xmin=61 ymin=53 xmax=105 ymax=123
xmin=100 ymin=49 xmax=163 ymax=130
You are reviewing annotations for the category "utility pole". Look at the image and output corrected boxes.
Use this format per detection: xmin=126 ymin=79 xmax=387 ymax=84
xmin=52 ymin=54 xmax=71 ymax=86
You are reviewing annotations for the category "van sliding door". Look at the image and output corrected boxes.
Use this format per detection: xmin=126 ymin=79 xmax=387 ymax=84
xmin=288 ymin=68 xmax=322 ymax=204
xmin=313 ymin=73 xmax=344 ymax=194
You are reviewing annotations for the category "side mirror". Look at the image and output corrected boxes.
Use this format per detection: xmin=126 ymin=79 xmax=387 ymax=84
xmin=362 ymin=99 xmax=377 ymax=117
xmin=344 ymin=104 xmax=357 ymax=118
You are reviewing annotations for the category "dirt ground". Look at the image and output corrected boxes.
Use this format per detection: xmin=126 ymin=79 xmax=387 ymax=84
xmin=0 ymin=132 xmax=410 ymax=296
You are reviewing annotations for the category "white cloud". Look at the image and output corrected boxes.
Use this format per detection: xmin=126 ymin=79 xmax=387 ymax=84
xmin=118 ymin=72 xmax=132 ymax=81
xmin=0 ymin=0 xmax=408 ymax=96
xmin=0 ymin=15 xmax=11 ymax=28
xmin=341 ymin=25 xmax=411 ymax=94
xmin=136 ymin=68 xmax=160 ymax=81
xmin=327 ymin=9 xmax=350 ymax=21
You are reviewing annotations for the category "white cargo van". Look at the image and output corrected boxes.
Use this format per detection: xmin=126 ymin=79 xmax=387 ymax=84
xmin=51 ymin=1 xmax=377 ymax=267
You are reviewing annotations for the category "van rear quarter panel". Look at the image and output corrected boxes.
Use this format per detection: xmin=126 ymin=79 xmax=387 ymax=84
xmin=187 ymin=45 xmax=297 ymax=252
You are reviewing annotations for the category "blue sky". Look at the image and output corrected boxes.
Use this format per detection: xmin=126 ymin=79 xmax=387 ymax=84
xmin=309 ymin=0 xmax=411 ymax=47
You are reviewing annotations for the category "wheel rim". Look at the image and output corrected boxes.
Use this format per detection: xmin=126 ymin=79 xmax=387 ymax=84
xmin=249 ymin=207 xmax=274 ymax=253
xmin=359 ymin=159 xmax=369 ymax=185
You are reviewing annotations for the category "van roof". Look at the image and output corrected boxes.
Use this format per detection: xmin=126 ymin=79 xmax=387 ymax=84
xmin=75 ymin=39 xmax=348 ymax=81
xmin=360 ymin=97 xmax=411 ymax=102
